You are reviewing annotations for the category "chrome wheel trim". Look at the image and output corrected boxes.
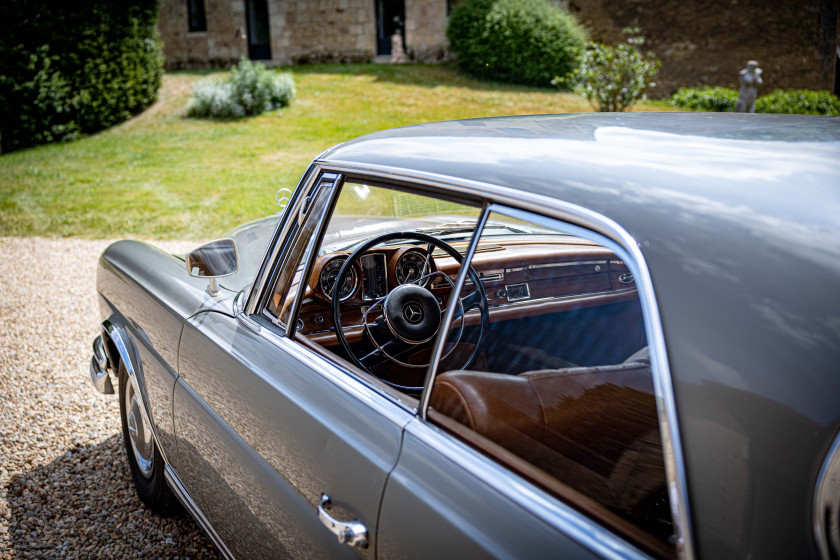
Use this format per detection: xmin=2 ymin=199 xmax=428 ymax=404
xmin=125 ymin=381 xmax=155 ymax=478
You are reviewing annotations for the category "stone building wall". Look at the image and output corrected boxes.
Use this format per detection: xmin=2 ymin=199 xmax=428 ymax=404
xmin=405 ymin=0 xmax=449 ymax=61
xmin=159 ymin=1 xmax=248 ymax=68
xmin=159 ymin=0 xmax=448 ymax=68
xmin=272 ymin=0 xmax=376 ymax=64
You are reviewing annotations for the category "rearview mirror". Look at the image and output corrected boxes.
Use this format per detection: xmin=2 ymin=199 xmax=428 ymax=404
xmin=186 ymin=238 xmax=238 ymax=296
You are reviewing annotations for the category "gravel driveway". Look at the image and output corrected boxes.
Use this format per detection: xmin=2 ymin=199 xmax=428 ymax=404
xmin=0 ymin=237 xmax=219 ymax=559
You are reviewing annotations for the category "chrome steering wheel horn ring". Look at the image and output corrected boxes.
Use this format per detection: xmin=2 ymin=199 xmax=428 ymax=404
xmin=331 ymin=231 xmax=489 ymax=385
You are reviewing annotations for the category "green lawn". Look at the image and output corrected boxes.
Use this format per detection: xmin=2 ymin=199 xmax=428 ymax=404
xmin=0 ymin=63 xmax=668 ymax=239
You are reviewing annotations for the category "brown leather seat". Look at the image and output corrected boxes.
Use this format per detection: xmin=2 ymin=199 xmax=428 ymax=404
xmin=430 ymin=351 xmax=666 ymax=520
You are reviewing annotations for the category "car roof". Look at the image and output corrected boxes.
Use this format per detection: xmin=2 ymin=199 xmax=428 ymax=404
xmin=321 ymin=113 xmax=840 ymax=556
xmin=322 ymin=112 xmax=839 ymax=232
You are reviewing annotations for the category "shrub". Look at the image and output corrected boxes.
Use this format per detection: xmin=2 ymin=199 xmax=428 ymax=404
xmin=670 ymin=87 xmax=840 ymax=116
xmin=755 ymin=89 xmax=840 ymax=116
xmin=187 ymin=58 xmax=296 ymax=119
xmin=565 ymin=28 xmax=660 ymax=112
xmin=0 ymin=0 xmax=163 ymax=153
xmin=669 ymin=87 xmax=738 ymax=112
xmin=447 ymin=0 xmax=587 ymax=87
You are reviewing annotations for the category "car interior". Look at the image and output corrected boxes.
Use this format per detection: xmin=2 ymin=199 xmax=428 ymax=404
xmin=265 ymin=179 xmax=676 ymax=558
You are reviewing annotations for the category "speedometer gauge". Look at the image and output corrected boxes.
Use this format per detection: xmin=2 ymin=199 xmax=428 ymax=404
xmin=320 ymin=257 xmax=358 ymax=301
xmin=395 ymin=251 xmax=431 ymax=285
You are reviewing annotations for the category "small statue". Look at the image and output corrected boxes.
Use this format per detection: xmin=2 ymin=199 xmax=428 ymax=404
xmin=390 ymin=32 xmax=407 ymax=63
xmin=736 ymin=61 xmax=763 ymax=113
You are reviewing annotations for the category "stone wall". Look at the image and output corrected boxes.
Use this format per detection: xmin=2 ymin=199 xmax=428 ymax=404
xmin=406 ymin=0 xmax=449 ymax=61
xmin=159 ymin=1 xmax=247 ymax=69
xmin=568 ymin=0 xmax=839 ymax=96
xmin=159 ymin=0 xmax=448 ymax=67
xmin=272 ymin=0 xmax=376 ymax=64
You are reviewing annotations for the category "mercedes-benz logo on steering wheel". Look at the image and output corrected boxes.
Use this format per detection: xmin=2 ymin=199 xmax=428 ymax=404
xmin=403 ymin=302 xmax=425 ymax=324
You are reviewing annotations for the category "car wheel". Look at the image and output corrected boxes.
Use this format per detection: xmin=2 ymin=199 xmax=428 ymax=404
xmin=118 ymin=361 xmax=178 ymax=514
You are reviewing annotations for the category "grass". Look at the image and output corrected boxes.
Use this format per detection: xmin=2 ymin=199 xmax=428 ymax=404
xmin=0 ymin=63 xmax=672 ymax=239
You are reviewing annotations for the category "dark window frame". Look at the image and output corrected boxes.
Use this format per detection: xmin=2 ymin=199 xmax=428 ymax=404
xmin=187 ymin=0 xmax=207 ymax=32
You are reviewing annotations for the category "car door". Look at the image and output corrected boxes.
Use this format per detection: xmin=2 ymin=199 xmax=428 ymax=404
xmin=172 ymin=173 xmax=412 ymax=558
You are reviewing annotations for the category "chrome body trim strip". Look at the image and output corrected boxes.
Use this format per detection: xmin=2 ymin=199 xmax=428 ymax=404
xmin=404 ymin=418 xmax=650 ymax=560
xmin=164 ymin=465 xmax=236 ymax=560
xmin=253 ymin=160 xmax=694 ymax=559
xmin=814 ymin=429 xmax=840 ymax=560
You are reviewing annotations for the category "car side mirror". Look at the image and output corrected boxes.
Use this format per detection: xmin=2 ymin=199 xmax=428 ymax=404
xmin=186 ymin=238 xmax=238 ymax=296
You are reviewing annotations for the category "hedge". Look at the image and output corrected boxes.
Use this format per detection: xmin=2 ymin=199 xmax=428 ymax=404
xmin=670 ymin=87 xmax=840 ymax=116
xmin=0 ymin=0 xmax=163 ymax=153
xmin=447 ymin=0 xmax=588 ymax=87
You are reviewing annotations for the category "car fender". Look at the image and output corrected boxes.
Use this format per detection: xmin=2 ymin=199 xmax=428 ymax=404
xmin=100 ymin=317 xmax=167 ymax=464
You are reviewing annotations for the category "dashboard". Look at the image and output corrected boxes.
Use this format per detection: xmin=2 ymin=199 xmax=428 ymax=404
xmin=289 ymin=236 xmax=638 ymax=346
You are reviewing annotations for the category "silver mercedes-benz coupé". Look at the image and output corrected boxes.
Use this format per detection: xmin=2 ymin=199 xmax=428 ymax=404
xmin=89 ymin=113 xmax=840 ymax=560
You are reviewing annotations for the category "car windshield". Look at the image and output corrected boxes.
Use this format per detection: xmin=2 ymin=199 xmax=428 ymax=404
xmin=295 ymin=180 xmax=564 ymax=270
xmin=318 ymin=218 xmax=557 ymax=256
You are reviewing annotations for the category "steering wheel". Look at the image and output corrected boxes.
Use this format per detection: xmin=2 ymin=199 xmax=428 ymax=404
xmin=331 ymin=232 xmax=489 ymax=391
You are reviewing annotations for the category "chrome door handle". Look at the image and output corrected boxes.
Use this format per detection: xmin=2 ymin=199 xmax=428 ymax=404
xmin=318 ymin=493 xmax=368 ymax=549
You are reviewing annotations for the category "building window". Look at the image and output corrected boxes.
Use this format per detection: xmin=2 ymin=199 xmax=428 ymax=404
xmin=187 ymin=0 xmax=207 ymax=32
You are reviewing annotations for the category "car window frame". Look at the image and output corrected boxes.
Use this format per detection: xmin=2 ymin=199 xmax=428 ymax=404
xmin=248 ymin=161 xmax=694 ymax=560
xmin=245 ymin=163 xmax=321 ymax=319
xmin=422 ymin=201 xmax=679 ymax=558
xmin=254 ymin=170 xmax=484 ymax=411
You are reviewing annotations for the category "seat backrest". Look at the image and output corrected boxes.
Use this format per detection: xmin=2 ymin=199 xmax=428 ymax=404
xmin=430 ymin=357 xmax=664 ymax=516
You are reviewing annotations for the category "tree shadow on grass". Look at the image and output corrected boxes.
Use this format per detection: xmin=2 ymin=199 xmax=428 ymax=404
xmin=5 ymin=434 xmax=218 ymax=559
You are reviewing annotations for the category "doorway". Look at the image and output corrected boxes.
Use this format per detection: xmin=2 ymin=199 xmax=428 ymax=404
xmin=246 ymin=0 xmax=272 ymax=60
xmin=376 ymin=0 xmax=406 ymax=56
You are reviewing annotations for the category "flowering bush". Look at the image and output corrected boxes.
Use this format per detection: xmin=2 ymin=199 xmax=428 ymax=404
xmin=187 ymin=58 xmax=295 ymax=119
xmin=559 ymin=28 xmax=660 ymax=112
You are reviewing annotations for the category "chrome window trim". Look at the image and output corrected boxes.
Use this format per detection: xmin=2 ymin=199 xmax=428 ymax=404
xmin=165 ymin=465 xmax=236 ymax=560
xmin=284 ymin=179 xmax=341 ymax=339
xmin=403 ymin=417 xmax=651 ymax=560
xmin=245 ymin=166 xmax=323 ymax=316
xmin=419 ymin=204 xmax=490 ymax=415
xmin=814 ymin=429 xmax=840 ymax=560
xmin=313 ymin=161 xmax=693 ymax=559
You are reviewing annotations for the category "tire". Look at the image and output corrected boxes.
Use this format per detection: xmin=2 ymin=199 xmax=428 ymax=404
xmin=118 ymin=361 xmax=179 ymax=514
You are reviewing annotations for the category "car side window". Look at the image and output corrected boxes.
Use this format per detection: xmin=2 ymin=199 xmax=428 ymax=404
xmin=266 ymin=176 xmax=482 ymax=393
xmin=264 ymin=174 xmax=337 ymax=326
xmin=427 ymin=209 xmax=676 ymax=558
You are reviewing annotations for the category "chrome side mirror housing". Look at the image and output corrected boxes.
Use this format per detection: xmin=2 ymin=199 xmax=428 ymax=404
xmin=186 ymin=238 xmax=239 ymax=296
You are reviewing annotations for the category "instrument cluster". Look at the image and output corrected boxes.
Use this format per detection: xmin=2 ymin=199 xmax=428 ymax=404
xmin=317 ymin=247 xmax=434 ymax=303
